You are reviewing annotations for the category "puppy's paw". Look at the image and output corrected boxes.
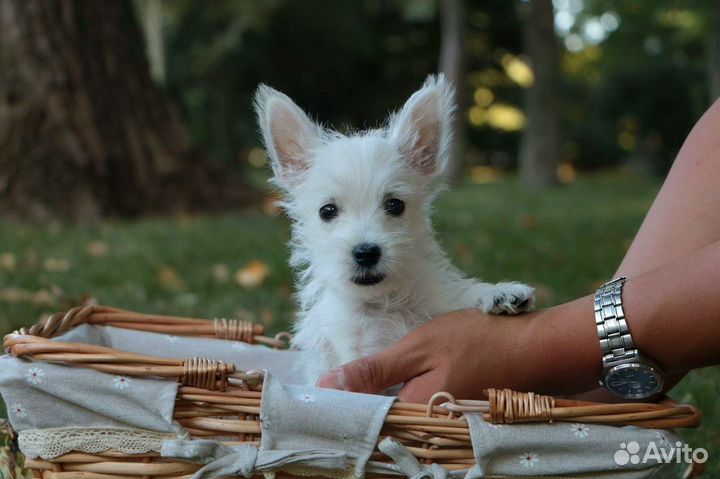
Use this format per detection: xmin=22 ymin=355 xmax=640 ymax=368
xmin=486 ymin=282 xmax=535 ymax=315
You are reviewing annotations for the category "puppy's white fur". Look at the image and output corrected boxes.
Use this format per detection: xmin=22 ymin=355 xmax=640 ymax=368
xmin=255 ymin=75 xmax=534 ymax=384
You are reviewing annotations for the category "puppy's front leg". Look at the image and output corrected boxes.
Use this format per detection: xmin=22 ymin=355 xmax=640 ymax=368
xmin=461 ymin=281 xmax=535 ymax=315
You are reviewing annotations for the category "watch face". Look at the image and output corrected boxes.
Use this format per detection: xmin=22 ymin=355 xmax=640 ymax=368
xmin=605 ymin=363 xmax=663 ymax=399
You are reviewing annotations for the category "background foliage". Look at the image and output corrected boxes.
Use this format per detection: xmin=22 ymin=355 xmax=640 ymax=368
xmin=162 ymin=0 xmax=715 ymax=176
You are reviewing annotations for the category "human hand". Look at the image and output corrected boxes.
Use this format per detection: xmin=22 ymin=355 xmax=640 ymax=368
xmin=317 ymin=299 xmax=601 ymax=403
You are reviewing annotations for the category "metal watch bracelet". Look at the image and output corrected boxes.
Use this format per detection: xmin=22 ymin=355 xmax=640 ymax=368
xmin=593 ymin=277 xmax=638 ymax=368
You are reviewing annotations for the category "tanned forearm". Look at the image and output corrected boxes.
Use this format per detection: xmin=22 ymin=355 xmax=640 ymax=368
xmin=621 ymin=238 xmax=720 ymax=373
xmin=526 ymin=238 xmax=720 ymax=397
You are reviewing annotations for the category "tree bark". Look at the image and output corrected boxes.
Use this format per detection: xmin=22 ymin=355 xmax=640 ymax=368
xmin=0 ymin=0 xmax=255 ymax=220
xmin=140 ymin=0 xmax=166 ymax=84
xmin=518 ymin=0 xmax=560 ymax=188
xmin=439 ymin=0 xmax=466 ymax=184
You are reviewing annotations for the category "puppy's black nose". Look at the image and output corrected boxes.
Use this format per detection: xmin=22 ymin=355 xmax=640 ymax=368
xmin=352 ymin=243 xmax=382 ymax=268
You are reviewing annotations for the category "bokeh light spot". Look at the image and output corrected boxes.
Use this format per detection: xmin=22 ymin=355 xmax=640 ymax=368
xmin=468 ymin=106 xmax=486 ymax=126
xmin=501 ymin=54 xmax=534 ymax=87
xmin=473 ymin=87 xmax=494 ymax=107
xmin=487 ymin=104 xmax=526 ymax=131
xmin=248 ymin=147 xmax=267 ymax=168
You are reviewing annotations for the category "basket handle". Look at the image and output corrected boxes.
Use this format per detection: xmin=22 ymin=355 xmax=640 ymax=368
xmin=3 ymin=304 xmax=288 ymax=391
xmin=435 ymin=388 xmax=701 ymax=429
xmin=11 ymin=304 xmax=288 ymax=348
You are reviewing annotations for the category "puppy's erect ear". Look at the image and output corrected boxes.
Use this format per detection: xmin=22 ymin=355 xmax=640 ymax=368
xmin=254 ymin=85 xmax=320 ymax=187
xmin=388 ymin=74 xmax=455 ymax=177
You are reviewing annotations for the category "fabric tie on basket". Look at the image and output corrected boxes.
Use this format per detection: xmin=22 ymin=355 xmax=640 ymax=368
xmin=375 ymin=437 xmax=450 ymax=479
xmin=260 ymin=371 xmax=396 ymax=478
xmin=162 ymin=440 xmax=347 ymax=479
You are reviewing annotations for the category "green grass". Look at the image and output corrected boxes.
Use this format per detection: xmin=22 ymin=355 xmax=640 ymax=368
xmin=0 ymin=173 xmax=718 ymax=474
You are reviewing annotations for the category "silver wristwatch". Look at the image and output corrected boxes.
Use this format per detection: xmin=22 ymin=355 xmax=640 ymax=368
xmin=594 ymin=277 xmax=664 ymax=399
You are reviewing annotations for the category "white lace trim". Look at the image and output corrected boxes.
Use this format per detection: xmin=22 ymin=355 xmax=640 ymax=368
xmin=18 ymin=427 xmax=184 ymax=460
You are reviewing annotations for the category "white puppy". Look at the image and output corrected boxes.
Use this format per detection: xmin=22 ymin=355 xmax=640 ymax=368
xmin=255 ymin=75 xmax=534 ymax=384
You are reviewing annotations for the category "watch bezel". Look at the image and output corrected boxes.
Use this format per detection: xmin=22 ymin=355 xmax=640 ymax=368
xmin=603 ymin=361 xmax=664 ymax=399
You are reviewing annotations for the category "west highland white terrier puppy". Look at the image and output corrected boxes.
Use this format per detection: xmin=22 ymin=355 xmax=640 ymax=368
xmin=255 ymin=75 xmax=534 ymax=384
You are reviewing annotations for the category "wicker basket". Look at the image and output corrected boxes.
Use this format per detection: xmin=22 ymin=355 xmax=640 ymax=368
xmin=2 ymin=305 xmax=702 ymax=478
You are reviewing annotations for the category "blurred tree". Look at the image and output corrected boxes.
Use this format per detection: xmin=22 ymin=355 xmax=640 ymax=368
xmin=518 ymin=0 xmax=560 ymax=187
xmin=0 ymin=0 xmax=255 ymax=220
xmin=439 ymin=0 xmax=466 ymax=183
xmin=139 ymin=0 xmax=166 ymax=84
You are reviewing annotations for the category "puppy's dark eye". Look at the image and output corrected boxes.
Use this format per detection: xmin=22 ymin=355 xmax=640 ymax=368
xmin=319 ymin=203 xmax=339 ymax=222
xmin=383 ymin=198 xmax=405 ymax=216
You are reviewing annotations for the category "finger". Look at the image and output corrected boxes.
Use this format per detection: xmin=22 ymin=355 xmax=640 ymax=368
xmin=317 ymin=334 xmax=429 ymax=394
xmin=397 ymin=370 xmax=446 ymax=403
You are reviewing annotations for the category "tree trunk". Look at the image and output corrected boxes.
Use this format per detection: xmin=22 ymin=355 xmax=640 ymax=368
xmin=518 ymin=0 xmax=560 ymax=188
xmin=0 ymin=0 xmax=255 ymax=220
xmin=140 ymin=0 xmax=166 ymax=84
xmin=439 ymin=0 xmax=466 ymax=184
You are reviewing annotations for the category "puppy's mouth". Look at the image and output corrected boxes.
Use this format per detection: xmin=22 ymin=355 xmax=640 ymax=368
xmin=351 ymin=272 xmax=385 ymax=286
